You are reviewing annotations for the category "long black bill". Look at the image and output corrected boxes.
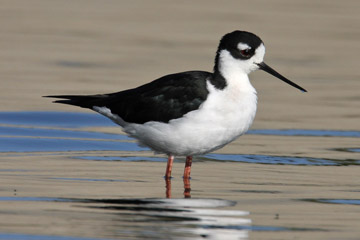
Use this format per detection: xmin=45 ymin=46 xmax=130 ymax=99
xmin=257 ymin=62 xmax=307 ymax=92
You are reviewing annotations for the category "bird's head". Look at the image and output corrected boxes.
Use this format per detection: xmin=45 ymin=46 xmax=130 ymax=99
xmin=214 ymin=31 xmax=306 ymax=92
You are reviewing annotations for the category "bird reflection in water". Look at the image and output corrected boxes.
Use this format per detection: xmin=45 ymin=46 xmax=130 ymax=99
xmin=165 ymin=156 xmax=192 ymax=198
xmin=165 ymin=175 xmax=192 ymax=198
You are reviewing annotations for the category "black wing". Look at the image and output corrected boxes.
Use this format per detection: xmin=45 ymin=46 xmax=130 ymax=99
xmin=46 ymin=71 xmax=212 ymax=124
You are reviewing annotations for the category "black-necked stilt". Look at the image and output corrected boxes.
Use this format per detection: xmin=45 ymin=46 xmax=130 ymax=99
xmin=46 ymin=30 xmax=306 ymax=179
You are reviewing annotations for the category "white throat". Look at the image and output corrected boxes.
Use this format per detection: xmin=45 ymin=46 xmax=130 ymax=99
xmin=217 ymin=51 xmax=255 ymax=93
xmin=216 ymin=43 xmax=265 ymax=93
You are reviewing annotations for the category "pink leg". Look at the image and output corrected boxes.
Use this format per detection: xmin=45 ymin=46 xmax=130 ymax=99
xmin=165 ymin=178 xmax=172 ymax=198
xmin=183 ymin=156 xmax=192 ymax=179
xmin=183 ymin=177 xmax=191 ymax=198
xmin=165 ymin=155 xmax=174 ymax=179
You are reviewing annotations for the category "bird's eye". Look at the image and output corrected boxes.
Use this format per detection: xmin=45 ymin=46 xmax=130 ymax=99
xmin=240 ymin=49 xmax=251 ymax=57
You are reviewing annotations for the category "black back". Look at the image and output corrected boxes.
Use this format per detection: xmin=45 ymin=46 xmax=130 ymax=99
xmin=49 ymin=71 xmax=212 ymax=124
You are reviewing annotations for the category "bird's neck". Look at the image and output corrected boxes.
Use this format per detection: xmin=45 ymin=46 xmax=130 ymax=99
xmin=212 ymin=50 xmax=256 ymax=93
xmin=212 ymin=64 xmax=255 ymax=94
xmin=210 ymin=70 xmax=227 ymax=90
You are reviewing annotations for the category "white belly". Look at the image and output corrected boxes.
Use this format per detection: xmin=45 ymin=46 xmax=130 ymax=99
xmin=122 ymin=81 xmax=257 ymax=156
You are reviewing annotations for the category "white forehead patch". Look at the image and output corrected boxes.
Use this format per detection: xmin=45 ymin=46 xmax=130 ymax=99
xmin=253 ymin=43 xmax=265 ymax=64
xmin=237 ymin=43 xmax=251 ymax=51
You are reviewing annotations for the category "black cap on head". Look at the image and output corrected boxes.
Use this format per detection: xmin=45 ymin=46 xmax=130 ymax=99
xmin=217 ymin=31 xmax=263 ymax=60
xmin=214 ymin=31 xmax=264 ymax=74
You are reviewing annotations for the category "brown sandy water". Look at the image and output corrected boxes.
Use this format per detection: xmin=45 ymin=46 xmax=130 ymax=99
xmin=1 ymin=1 xmax=360 ymax=239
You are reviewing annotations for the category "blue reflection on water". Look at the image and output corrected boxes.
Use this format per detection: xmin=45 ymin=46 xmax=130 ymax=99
xmin=204 ymin=154 xmax=360 ymax=166
xmin=74 ymin=154 xmax=360 ymax=166
xmin=74 ymin=156 xmax=166 ymax=162
xmin=0 ymin=126 xmax=129 ymax=140
xmin=0 ymin=137 xmax=144 ymax=152
xmin=348 ymin=148 xmax=360 ymax=152
xmin=315 ymin=199 xmax=360 ymax=205
xmin=248 ymin=129 xmax=360 ymax=138
xmin=0 ymin=111 xmax=113 ymax=128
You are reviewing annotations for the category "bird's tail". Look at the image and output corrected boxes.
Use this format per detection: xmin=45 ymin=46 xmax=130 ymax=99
xmin=44 ymin=94 xmax=107 ymax=109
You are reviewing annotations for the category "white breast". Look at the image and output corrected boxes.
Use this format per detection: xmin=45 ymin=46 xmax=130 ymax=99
xmin=122 ymin=75 xmax=257 ymax=156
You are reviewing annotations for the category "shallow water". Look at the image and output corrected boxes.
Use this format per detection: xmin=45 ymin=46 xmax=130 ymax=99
xmin=2 ymin=0 xmax=360 ymax=239
xmin=248 ymin=129 xmax=360 ymax=138
xmin=1 ymin=112 xmax=360 ymax=239
xmin=2 ymin=112 xmax=359 ymax=164
xmin=0 ymin=111 xmax=112 ymax=127
xmin=0 ymin=196 xmax=323 ymax=240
